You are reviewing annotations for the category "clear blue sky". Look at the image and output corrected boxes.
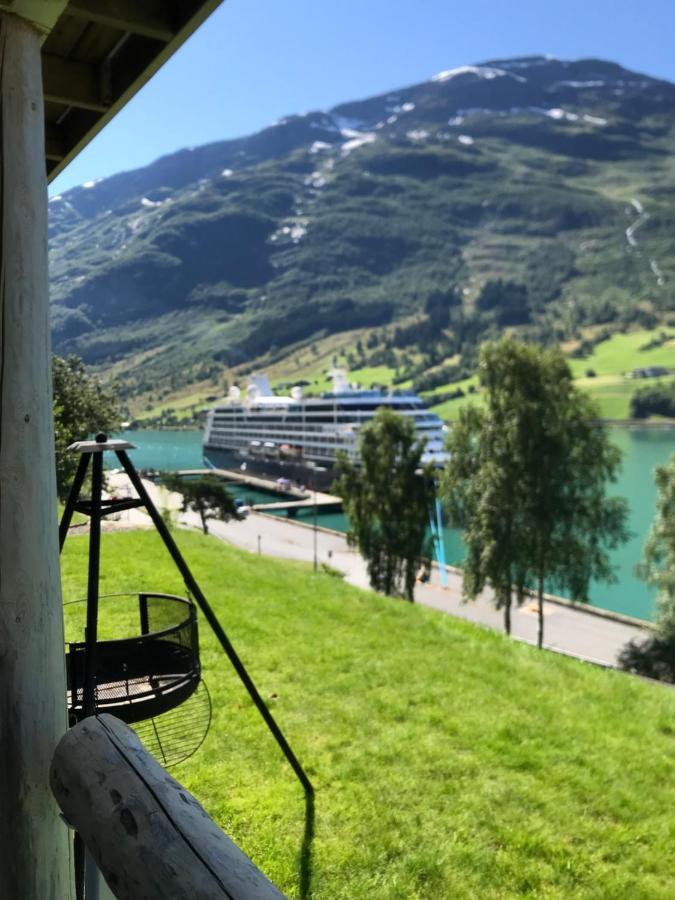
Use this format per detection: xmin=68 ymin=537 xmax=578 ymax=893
xmin=50 ymin=0 xmax=675 ymax=195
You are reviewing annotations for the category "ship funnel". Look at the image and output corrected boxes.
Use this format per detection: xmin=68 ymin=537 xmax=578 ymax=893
xmin=328 ymin=368 xmax=350 ymax=394
xmin=248 ymin=374 xmax=273 ymax=397
xmin=229 ymin=385 xmax=241 ymax=401
xmin=291 ymin=385 xmax=303 ymax=401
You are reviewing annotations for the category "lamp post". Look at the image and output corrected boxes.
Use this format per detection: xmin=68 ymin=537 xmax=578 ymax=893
xmin=307 ymin=463 xmax=327 ymax=572
xmin=313 ymin=481 xmax=318 ymax=572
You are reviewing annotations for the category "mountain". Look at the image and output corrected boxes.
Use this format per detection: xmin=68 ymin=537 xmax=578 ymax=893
xmin=48 ymin=56 xmax=675 ymax=406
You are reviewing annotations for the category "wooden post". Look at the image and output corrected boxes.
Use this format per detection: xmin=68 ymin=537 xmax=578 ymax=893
xmin=0 ymin=7 xmax=71 ymax=897
xmin=51 ymin=715 xmax=286 ymax=900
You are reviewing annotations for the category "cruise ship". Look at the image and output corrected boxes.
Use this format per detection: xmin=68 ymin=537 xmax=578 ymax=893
xmin=203 ymin=371 xmax=447 ymax=490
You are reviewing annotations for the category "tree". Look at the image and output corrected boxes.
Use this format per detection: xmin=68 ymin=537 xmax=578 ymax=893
xmin=475 ymin=279 xmax=531 ymax=326
xmin=52 ymin=354 xmax=121 ymax=498
xmin=161 ymin=474 xmax=242 ymax=534
xmin=441 ymin=397 xmax=526 ymax=635
xmin=619 ymin=455 xmax=675 ymax=682
xmin=335 ymin=407 xmax=435 ymax=601
xmin=442 ymin=338 xmax=629 ymax=646
xmin=630 ymin=381 xmax=675 ymax=419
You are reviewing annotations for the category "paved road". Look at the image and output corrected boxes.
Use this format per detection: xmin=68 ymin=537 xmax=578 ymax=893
xmin=193 ymin=509 xmax=648 ymax=668
xmin=107 ymin=473 xmax=649 ymax=668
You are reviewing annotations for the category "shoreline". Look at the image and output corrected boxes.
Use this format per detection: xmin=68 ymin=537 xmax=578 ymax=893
xmin=258 ymin=511 xmax=653 ymax=630
xmin=601 ymin=419 xmax=675 ymax=429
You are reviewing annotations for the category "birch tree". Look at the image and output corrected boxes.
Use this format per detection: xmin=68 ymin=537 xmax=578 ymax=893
xmin=442 ymin=338 xmax=629 ymax=646
xmin=335 ymin=407 xmax=435 ymax=601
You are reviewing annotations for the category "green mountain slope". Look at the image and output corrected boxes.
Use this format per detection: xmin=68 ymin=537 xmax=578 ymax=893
xmin=48 ymin=56 xmax=675 ymax=407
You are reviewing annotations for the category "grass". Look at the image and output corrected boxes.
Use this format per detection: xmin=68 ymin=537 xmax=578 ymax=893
xmin=125 ymin=326 xmax=675 ymax=424
xmin=137 ymin=389 xmax=214 ymax=420
xmin=350 ymin=365 xmax=398 ymax=388
xmin=568 ymin=329 xmax=675 ymax=379
xmin=427 ymin=333 xmax=675 ymax=422
xmin=61 ymin=529 xmax=675 ymax=899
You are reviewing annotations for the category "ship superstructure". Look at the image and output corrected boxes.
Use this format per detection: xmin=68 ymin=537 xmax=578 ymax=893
xmin=203 ymin=371 xmax=447 ymax=488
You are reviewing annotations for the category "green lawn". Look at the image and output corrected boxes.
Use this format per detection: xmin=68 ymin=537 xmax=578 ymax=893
xmin=350 ymin=365 xmax=398 ymax=388
xmin=61 ymin=530 xmax=675 ymax=898
xmin=136 ymin=389 xmax=214 ymax=421
xmin=573 ymin=373 xmax=675 ymax=420
xmin=568 ymin=329 xmax=675 ymax=379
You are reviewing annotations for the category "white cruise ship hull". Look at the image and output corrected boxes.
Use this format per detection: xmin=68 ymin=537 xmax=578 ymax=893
xmin=202 ymin=382 xmax=447 ymax=490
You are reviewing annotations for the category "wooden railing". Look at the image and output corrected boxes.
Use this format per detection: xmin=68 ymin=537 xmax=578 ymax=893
xmin=51 ymin=715 xmax=285 ymax=899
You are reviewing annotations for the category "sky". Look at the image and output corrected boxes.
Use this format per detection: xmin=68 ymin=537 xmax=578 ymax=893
xmin=50 ymin=0 xmax=675 ymax=195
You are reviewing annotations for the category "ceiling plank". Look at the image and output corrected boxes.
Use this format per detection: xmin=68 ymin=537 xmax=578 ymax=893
xmin=46 ymin=0 xmax=224 ymax=181
xmin=66 ymin=0 xmax=175 ymax=43
xmin=45 ymin=125 xmax=65 ymax=161
xmin=42 ymin=53 xmax=108 ymax=111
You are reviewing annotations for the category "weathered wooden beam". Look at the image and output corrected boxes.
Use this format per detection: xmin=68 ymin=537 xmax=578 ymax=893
xmin=0 ymin=11 xmax=72 ymax=898
xmin=46 ymin=0 xmax=224 ymax=183
xmin=42 ymin=52 xmax=108 ymax=111
xmin=67 ymin=0 xmax=175 ymax=43
xmin=0 ymin=1 xmax=68 ymax=36
xmin=45 ymin=124 xmax=65 ymax=160
xmin=51 ymin=715 xmax=286 ymax=900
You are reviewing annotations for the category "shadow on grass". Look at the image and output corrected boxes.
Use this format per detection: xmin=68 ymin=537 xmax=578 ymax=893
xmin=299 ymin=790 xmax=315 ymax=899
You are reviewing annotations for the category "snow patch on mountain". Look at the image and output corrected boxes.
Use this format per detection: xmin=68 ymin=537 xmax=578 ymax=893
xmin=387 ymin=101 xmax=416 ymax=114
xmin=540 ymin=107 xmax=579 ymax=122
xmin=432 ymin=64 xmax=525 ymax=83
xmin=333 ymin=114 xmax=366 ymax=132
xmin=458 ymin=134 xmax=474 ymax=145
xmin=304 ymin=171 xmax=327 ymax=189
xmin=558 ymin=80 xmax=605 ymax=88
xmin=583 ymin=114 xmax=608 ymax=126
xmin=340 ymin=130 xmax=376 ymax=156
xmin=407 ymin=129 xmax=429 ymax=142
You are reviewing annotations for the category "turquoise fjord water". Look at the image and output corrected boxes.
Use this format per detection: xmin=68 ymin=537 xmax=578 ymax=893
xmin=115 ymin=428 xmax=675 ymax=622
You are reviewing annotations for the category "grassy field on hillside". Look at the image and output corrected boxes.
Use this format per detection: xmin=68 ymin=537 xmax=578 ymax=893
xmin=126 ymin=327 xmax=674 ymax=424
xmin=568 ymin=330 xmax=675 ymax=379
xmin=61 ymin=529 xmax=675 ymax=899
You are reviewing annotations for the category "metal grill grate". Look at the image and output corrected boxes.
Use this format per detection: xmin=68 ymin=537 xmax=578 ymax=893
xmin=133 ymin=680 xmax=212 ymax=767
xmin=65 ymin=593 xmax=201 ymax=725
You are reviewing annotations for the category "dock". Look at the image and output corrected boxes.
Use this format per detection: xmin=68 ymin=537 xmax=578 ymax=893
xmin=176 ymin=468 xmax=343 ymax=516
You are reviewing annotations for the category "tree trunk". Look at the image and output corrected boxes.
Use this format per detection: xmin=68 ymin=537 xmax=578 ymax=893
xmin=503 ymin=594 xmax=512 ymax=635
xmin=0 ymin=12 xmax=71 ymax=896
xmin=537 ymin=575 xmax=545 ymax=649
xmin=199 ymin=507 xmax=208 ymax=534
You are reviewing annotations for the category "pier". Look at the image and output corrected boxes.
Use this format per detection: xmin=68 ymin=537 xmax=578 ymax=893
xmin=176 ymin=468 xmax=343 ymax=516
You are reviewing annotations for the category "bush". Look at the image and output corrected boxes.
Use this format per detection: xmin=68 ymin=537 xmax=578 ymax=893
xmin=585 ymin=369 xmax=597 ymax=378
xmin=630 ymin=382 xmax=675 ymax=419
xmin=618 ymin=635 xmax=675 ymax=683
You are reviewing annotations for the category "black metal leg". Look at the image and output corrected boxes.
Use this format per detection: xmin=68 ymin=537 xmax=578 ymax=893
xmin=117 ymin=451 xmax=314 ymax=795
xmin=83 ymin=451 xmax=103 ymax=718
xmin=59 ymin=454 xmax=90 ymax=551
xmin=74 ymin=831 xmax=85 ymax=900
